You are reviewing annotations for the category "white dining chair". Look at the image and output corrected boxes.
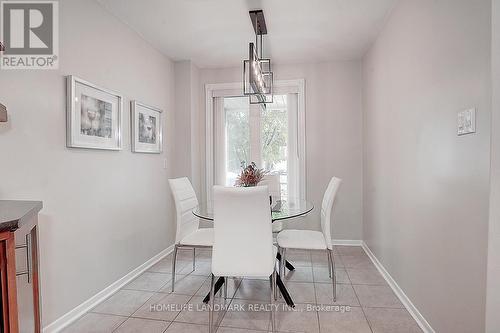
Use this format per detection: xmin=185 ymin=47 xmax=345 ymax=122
xmin=259 ymin=174 xmax=283 ymax=233
xmin=209 ymin=186 xmax=278 ymax=333
xmin=169 ymin=177 xmax=213 ymax=292
xmin=276 ymin=176 xmax=342 ymax=301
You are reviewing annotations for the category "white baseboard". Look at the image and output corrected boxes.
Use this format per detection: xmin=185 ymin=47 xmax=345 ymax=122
xmin=332 ymin=239 xmax=363 ymax=246
xmin=361 ymin=242 xmax=435 ymax=333
xmin=43 ymin=245 xmax=174 ymax=333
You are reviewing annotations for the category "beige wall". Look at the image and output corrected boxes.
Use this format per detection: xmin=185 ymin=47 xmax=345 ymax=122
xmin=0 ymin=0 xmax=176 ymax=327
xmin=486 ymin=0 xmax=500 ymax=331
xmin=362 ymin=0 xmax=491 ymax=332
xmin=196 ymin=62 xmax=363 ymax=240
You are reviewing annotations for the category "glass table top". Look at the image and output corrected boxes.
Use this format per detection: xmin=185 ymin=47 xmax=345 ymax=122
xmin=193 ymin=197 xmax=314 ymax=221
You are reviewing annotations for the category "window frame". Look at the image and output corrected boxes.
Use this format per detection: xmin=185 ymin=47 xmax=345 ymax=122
xmin=205 ymin=79 xmax=306 ymax=202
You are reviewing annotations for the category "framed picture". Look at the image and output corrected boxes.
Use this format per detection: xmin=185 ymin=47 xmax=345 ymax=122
xmin=131 ymin=101 xmax=163 ymax=153
xmin=66 ymin=75 xmax=123 ymax=150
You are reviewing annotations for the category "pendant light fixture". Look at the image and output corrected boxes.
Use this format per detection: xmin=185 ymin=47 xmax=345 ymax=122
xmin=243 ymin=10 xmax=273 ymax=107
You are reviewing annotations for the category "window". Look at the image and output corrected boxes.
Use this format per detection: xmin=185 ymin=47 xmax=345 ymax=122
xmin=260 ymin=95 xmax=289 ymax=197
xmin=223 ymin=97 xmax=250 ymax=187
xmin=206 ymin=81 xmax=305 ymax=201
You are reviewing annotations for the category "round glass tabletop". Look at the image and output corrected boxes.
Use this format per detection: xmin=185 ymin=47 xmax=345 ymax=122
xmin=193 ymin=197 xmax=314 ymax=221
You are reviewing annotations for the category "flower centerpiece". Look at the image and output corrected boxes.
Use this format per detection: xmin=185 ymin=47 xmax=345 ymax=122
xmin=235 ymin=161 xmax=267 ymax=187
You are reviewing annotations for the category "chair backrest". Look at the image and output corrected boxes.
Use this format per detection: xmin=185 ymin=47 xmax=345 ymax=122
xmin=320 ymin=177 xmax=342 ymax=250
xmin=212 ymin=186 xmax=274 ymax=277
xmin=259 ymin=174 xmax=281 ymax=198
xmin=169 ymin=177 xmax=199 ymax=244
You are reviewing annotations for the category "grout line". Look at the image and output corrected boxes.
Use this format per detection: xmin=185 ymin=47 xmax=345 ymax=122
xmin=311 ymin=251 xmax=322 ymax=333
xmin=349 ymin=274 xmax=374 ymax=333
xmin=346 ymin=262 xmax=374 ymax=332
xmin=111 ymin=257 xmax=203 ymax=333
xmin=109 ymin=289 xmax=164 ymax=333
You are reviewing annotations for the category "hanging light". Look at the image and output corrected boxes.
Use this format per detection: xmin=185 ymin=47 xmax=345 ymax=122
xmin=243 ymin=10 xmax=274 ymax=107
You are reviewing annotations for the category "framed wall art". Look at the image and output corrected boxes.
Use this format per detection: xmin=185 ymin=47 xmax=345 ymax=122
xmin=131 ymin=101 xmax=163 ymax=153
xmin=66 ymin=75 xmax=123 ymax=150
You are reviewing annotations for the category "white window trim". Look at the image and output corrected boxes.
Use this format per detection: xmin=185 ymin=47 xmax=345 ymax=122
xmin=205 ymin=79 xmax=306 ymax=202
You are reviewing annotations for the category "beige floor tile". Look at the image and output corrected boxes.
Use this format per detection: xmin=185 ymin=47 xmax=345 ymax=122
xmin=364 ymin=307 xmax=423 ymax=333
xmin=114 ymin=317 xmax=170 ymax=333
xmin=314 ymin=283 xmax=360 ymax=306
xmin=176 ymin=249 xmax=198 ymax=261
xmin=318 ymin=306 xmax=372 ymax=333
xmin=197 ymin=277 xmax=241 ymax=299
xmin=341 ymin=255 xmax=374 ymax=270
xmin=273 ymin=303 xmax=319 ymax=333
xmin=282 ymin=266 xmax=314 ymax=282
xmin=234 ymin=279 xmax=273 ymax=302
xmin=195 ymin=249 xmax=213 ymax=261
xmin=311 ymin=252 xmax=344 ymax=268
xmin=148 ymin=257 xmax=189 ymax=274
xmin=91 ymin=290 xmax=154 ymax=316
xmin=217 ymin=327 xmax=268 ymax=333
xmin=335 ymin=246 xmax=367 ymax=256
xmin=312 ymin=266 xmax=349 ymax=284
xmin=353 ymin=285 xmax=403 ymax=308
xmin=124 ymin=272 xmax=171 ymax=292
xmin=160 ymin=275 xmax=207 ymax=295
xmin=62 ymin=313 xmax=126 ymax=333
xmin=132 ymin=292 xmax=192 ymax=321
xmin=346 ymin=268 xmax=387 ymax=286
xmin=283 ymin=250 xmax=312 ymax=267
xmin=174 ymin=295 xmax=228 ymax=326
xmin=279 ymin=282 xmax=316 ymax=304
xmin=219 ymin=299 xmax=271 ymax=331
xmin=165 ymin=322 xmax=208 ymax=332
xmin=177 ymin=260 xmax=212 ymax=276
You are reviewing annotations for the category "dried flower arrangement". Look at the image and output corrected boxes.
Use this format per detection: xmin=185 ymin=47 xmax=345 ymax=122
xmin=235 ymin=161 xmax=267 ymax=187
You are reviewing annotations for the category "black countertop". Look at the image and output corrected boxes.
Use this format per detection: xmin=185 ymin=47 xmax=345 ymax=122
xmin=0 ymin=200 xmax=43 ymax=232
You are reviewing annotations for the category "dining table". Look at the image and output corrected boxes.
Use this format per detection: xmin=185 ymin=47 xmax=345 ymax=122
xmin=192 ymin=197 xmax=314 ymax=308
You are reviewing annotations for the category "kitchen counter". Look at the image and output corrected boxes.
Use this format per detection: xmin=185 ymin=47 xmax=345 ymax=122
xmin=0 ymin=201 xmax=43 ymax=232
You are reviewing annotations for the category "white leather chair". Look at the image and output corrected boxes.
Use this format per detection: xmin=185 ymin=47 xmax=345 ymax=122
xmin=169 ymin=177 xmax=213 ymax=292
xmin=276 ymin=177 xmax=342 ymax=301
xmin=209 ymin=186 xmax=278 ymax=333
xmin=259 ymin=174 xmax=283 ymax=233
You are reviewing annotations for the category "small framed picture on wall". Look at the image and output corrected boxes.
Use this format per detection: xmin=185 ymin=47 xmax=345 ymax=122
xmin=66 ymin=75 xmax=123 ymax=150
xmin=131 ymin=101 xmax=163 ymax=153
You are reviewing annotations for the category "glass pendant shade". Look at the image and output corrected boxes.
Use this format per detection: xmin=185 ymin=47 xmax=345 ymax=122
xmin=243 ymin=43 xmax=274 ymax=105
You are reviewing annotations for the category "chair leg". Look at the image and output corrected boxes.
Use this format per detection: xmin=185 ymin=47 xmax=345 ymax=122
xmin=209 ymin=274 xmax=216 ymax=333
xmin=280 ymin=248 xmax=286 ymax=279
xmin=276 ymin=247 xmax=282 ymax=299
xmin=192 ymin=248 xmax=196 ymax=272
xmin=327 ymin=250 xmax=332 ymax=278
xmin=171 ymin=245 xmax=178 ymax=292
xmin=270 ymin=268 xmax=277 ymax=333
xmin=224 ymin=277 xmax=228 ymax=299
xmin=328 ymin=249 xmax=336 ymax=302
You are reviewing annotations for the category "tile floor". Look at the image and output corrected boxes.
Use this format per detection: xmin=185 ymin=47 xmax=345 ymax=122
xmin=63 ymin=246 xmax=423 ymax=333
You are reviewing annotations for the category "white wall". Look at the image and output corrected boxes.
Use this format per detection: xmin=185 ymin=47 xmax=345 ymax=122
xmin=173 ymin=61 xmax=193 ymax=177
xmin=196 ymin=61 xmax=363 ymax=240
xmin=362 ymin=0 xmax=491 ymax=332
xmin=486 ymin=0 xmax=500 ymax=331
xmin=0 ymin=0 xmax=176 ymax=327
xmin=173 ymin=60 xmax=201 ymax=197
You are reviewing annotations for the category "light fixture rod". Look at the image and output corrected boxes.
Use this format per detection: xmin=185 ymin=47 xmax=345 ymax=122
xmin=249 ymin=10 xmax=267 ymax=35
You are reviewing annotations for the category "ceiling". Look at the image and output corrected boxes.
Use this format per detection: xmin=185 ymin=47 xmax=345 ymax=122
xmin=97 ymin=0 xmax=398 ymax=68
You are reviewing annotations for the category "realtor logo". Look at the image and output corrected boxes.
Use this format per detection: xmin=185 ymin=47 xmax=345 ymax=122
xmin=0 ymin=1 xmax=58 ymax=69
